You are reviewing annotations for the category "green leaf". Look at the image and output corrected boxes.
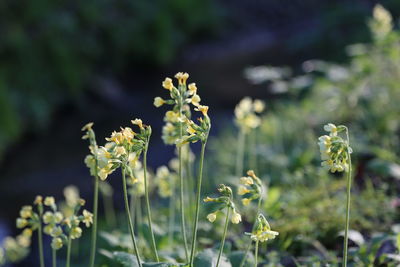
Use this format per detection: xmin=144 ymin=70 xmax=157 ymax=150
xmin=194 ymin=249 xmax=231 ymax=267
xmin=228 ymin=251 xmax=255 ymax=267
xmin=113 ymin=251 xmax=141 ymax=267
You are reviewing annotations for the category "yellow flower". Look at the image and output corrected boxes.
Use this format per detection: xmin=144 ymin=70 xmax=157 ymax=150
xmin=231 ymin=210 xmax=242 ymax=224
xmin=34 ymin=195 xmax=43 ymax=205
xmin=51 ymin=237 xmax=64 ymax=250
xmin=131 ymin=119 xmax=144 ymax=129
xmin=82 ymin=209 xmax=93 ymax=227
xmin=188 ymin=83 xmax=197 ymax=95
xmin=44 ymin=225 xmax=53 ymax=235
xmin=16 ymin=235 xmax=31 ymax=248
xmin=195 ymin=105 xmax=209 ymax=116
xmin=22 ymin=229 xmax=32 ymax=237
xmin=19 ymin=206 xmax=32 ymax=219
xmin=121 ymin=127 xmax=135 ymax=140
xmin=207 ymin=212 xmax=217 ymax=223
xmin=187 ymin=124 xmax=196 ymax=135
xmin=175 ymin=72 xmax=189 ymax=85
xmin=165 ymin=111 xmax=179 ymax=123
xmin=203 ymin=196 xmax=215 ymax=202
xmin=240 ymin=177 xmax=253 ymax=186
xmin=253 ymin=99 xmax=265 ymax=113
xmin=162 ymin=77 xmax=174 ymax=90
xmin=114 ymin=146 xmax=126 ymax=157
xmin=16 ymin=218 xmax=28 ymax=229
xmin=242 ymin=198 xmax=251 ymax=206
xmin=81 ymin=122 xmax=94 ymax=131
xmin=190 ymin=94 xmax=201 ymax=107
xmin=70 ymin=227 xmax=82 ymax=239
xmin=154 ymin=97 xmax=165 ymax=107
xmin=238 ymin=186 xmax=250 ymax=196
xmin=64 ymin=186 xmax=80 ymax=208
xmin=51 ymin=227 xmax=63 ymax=237
xmin=44 ymin=197 xmax=55 ymax=207
xmin=106 ymin=131 xmax=124 ymax=144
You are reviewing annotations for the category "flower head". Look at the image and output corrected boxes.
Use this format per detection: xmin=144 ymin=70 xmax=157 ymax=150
xmin=162 ymin=77 xmax=174 ymax=90
xmin=238 ymin=170 xmax=263 ymax=206
xmin=207 ymin=212 xmax=217 ymax=222
xmin=318 ymin=123 xmax=351 ymax=173
xmin=82 ymin=210 xmax=93 ymax=227
xmin=153 ymin=97 xmax=165 ymax=107
xmin=234 ymin=97 xmax=265 ymax=133
xmin=247 ymin=213 xmax=279 ymax=242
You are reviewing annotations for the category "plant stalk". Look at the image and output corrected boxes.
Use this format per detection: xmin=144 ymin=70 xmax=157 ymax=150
xmin=189 ymin=141 xmax=207 ymax=266
xmin=254 ymin=240 xmax=259 ymax=267
xmin=122 ymin=166 xmax=142 ymax=267
xmin=178 ymin=98 xmax=189 ymax=262
xmin=216 ymin=207 xmax=231 ymax=267
xmin=52 ymin=249 xmax=57 ymax=267
xmin=66 ymin=235 xmax=72 ymax=267
xmin=89 ymin=173 xmax=99 ymax=267
xmin=236 ymin=130 xmax=246 ymax=177
xmin=37 ymin=207 xmax=45 ymax=267
xmin=342 ymin=128 xmax=352 ymax=267
xmin=143 ymin=141 xmax=160 ymax=262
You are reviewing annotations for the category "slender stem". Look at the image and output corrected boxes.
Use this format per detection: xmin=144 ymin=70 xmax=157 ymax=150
xmin=216 ymin=208 xmax=231 ymax=267
xmin=249 ymin=129 xmax=258 ymax=173
xmin=122 ymin=166 xmax=142 ymax=267
xmin=143 ymin=142 xmax=160 ymax=262
xmin=239 ymin=197 xmax=263 ymax=267
xmin=66 ymin=235 xmax=72 ymax=267
xmin=52 ymin=249 xmax=57 ymax=267
xmin=236 ymin=130 xmax=246 ymax=177
xmin=178 ymin=101 xmax=189 ymax=262
xmin=189 ymin=141 xmax=207 ymax=266
xmin=37 ymin=208 xmax=45 ymax=267
xmin=342 ymin=128 xmax=352 ymax=267
xmin=168 ymin=172 xmax=176 ymax=245
xmin=254 ymin=240 xmax=259 ymax=267
xmin=89 ymin=175 xmax=99 ymax=267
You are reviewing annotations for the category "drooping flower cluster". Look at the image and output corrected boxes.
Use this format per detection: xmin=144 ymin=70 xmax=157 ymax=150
xmin=204 ymin=184 xmax=242 ymax=224
xmin=238 ymin=170 xmax=263 ymax=206
xmin=0 ymin=234 xmax=30 ymax=265
xmin=154 ymin=72 xmax=211 ymax=146
xmin=369 ymin=4 xmax=392 ymax=40
xmin=234 ymin=97 xmax=265 ymax=133
xmin=83 ymin=119 xmax=152 ymax=181
xmin=42 ymin=195 xmax=93 ymax=250
xmin=318 ymin=123 xmax=352 ymax=173
xmin=246 ymin=213 xmax=279 ymax=242
xmin=154 ymin=165 xmax=177 ymax=198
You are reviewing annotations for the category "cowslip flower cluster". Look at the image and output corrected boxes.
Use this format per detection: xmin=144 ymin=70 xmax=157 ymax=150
xmin=0 ymin=234 xmax=30 ymax=264
xmin=154 ymin=166 xmax=177 ymax=198
xmin=83 ymin=119 xmax=152 ymax=181
xmin=246 ymin=213 xmax=278 ymax=242
xmin=238 ymin=170 xmax=263 ymax=206
xmin=127 ymin=160 xmax=148 ymax=197
xmin=154 ymin=72 xmax=210 ymax=146
xmin=318 ymin=123 xmax=352 ymax=173
xmin=370 ymin=4 xmax=392 ymax=40
xmin=234 ymin=97 xmax=265 ymax=133
xmin=204 ymin=184 xmax=242 ymax=224
xmin=41 ymin=195 xmax=93 ymax=250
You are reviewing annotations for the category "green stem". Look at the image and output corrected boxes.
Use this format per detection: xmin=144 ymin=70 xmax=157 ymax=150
xmin=66 ymin=235 xmax=72 ymax=267
xmin=342 ymin=128 xmax=352 ymax=267
xmin=168 ymin=173 xmax=176 ymax=245
xmin=89 ymin=176 xmax=99 ymax=267
xmin=236 ymin=130 xmax=246 ymax=177
xmin=254 ymin=240 xmax=259 ymax=267
xmin=37 ymin=209 xmax=45 ymax=267
xmin=189 ymin=141 xmax=207 ymax=266
xmin=143 ymin=143 xmax=160 ymax=262
xmin=239 ymin=196 xmax=263 ymax=267
xmin=52 ymin=249 xmax=57 ymax=267
xmin=216 ymin=207 xmax=231 ymax=267
xmin=178 ymin=103 xmax=189 ymax=262
xmin=249 ymin=129 xmax=258 ymax=173
xmin=122 ymin=166 xmax=142 ymax=267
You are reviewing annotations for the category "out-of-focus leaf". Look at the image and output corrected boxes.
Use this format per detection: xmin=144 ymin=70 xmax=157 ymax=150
xmin=228 ymin=251 xmax=255 ymax=267
xmin=366 ymin=159 xmax=400 ymax=179
xmin=338 ymin=230 xmax=365 ymax=246
xmin=194 ymin=249 xmax=231 ymax=267
xmin=113 ymin=251 xmax=140 ymax=267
